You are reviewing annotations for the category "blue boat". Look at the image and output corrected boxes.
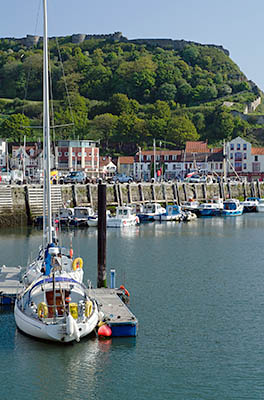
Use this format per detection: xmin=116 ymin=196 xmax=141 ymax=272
xmin=137 ymin=203 xmax=166 ymax=222
xmin=221 ymin=199 xmax=244 ymax=216
xmin=198 ymin=198 xmax=223 ymax=217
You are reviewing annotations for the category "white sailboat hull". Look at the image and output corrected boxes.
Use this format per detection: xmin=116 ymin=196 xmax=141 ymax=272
xmin=14 ymin=300 xmax=98 ymax=343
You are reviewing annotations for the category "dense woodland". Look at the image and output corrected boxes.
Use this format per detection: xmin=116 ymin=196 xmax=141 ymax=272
xmin=0 ymin=36 xmax=263 ymax=155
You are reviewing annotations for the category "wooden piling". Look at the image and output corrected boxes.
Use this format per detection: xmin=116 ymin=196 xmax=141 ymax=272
xmin=257 ymin=179 xmax=261 ymax=198
xmin=182 ymin=183 xmax=187 ymax=201
xmin=97 ymin=182 xmax=107 ymax=288
xmin=138 ymin=183 xmax=144 ymax=203
xmin=202 ymin=183 xmax=207 ymax=201
xmin=250 ymin=181 xmax=256 ymax=197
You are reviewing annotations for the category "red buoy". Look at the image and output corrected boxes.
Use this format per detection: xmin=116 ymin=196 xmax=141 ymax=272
xmin=98 ymin=324 xmax=112 ymax=337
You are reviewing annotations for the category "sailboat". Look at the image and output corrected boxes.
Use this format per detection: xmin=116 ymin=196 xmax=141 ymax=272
xmin=14 ymin=0 xmax=99 ymax=342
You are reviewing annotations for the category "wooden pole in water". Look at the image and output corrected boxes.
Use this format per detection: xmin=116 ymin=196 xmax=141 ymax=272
xmin=97 ymin=181 xmax=107 ymax=288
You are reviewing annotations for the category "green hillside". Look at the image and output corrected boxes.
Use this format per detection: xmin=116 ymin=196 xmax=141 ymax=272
xmin=0 ymin=35 xmax=263 ymax=154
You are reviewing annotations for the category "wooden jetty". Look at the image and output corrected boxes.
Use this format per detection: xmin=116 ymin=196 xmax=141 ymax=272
xmin=92 ymin=288 xmax=137 ymax=337
xmin=0 ymin=265 xmax=23 ymax=305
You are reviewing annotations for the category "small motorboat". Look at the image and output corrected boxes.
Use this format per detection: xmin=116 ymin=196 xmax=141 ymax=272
xmin=256 ymin=198 xmax=264 ymax=213
xmin=58 ymin=207 xmax=74 ymax=225
xmin=180 ymin=200 xmax=200 ymax=215
xmin=241 ymin=197 xmax=259 ymax=213
xmin=137 ymin=203 xmax=166 ymax=222
xmin=87 ymin=210 xmax=111 ymax=227
xmin=221 ymin=199 xmax=244 ymax=216
xmin=70 ymin=206 xmax=95 ymax=227
xmin=198 ymin=198 xmax=223 ymax=217
xmin=107 ymin=206 xmax=139 ymax=228
xmin=153 ymin=205 xmax=182 ymax=221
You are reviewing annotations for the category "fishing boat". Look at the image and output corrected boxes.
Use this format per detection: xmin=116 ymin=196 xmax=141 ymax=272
xmin=14 ymin=0 xmax=99 ymax=342
xmin=107 ymin=206 xmax=140 ymax=228
xmin=221 ymin=199 xmax=244 ymax=216
xmin=240 ymin=197 xmax=259 ymax=213
xmin=137 ymin=202 xmax=166 ymax=222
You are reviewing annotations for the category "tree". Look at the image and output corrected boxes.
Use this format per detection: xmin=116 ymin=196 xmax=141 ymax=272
xmin=166 ymin=115 xmax=199 ymax=147
xmin=1 ymin=113 xmax=31 ymax=141
xmin=90 ymin=113 xmax=118 ymax=149
xmin=156 ymin=83 xmax=177 ymax=101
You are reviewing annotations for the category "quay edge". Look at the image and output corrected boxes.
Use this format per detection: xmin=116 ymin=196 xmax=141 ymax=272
xmin=0 ymin=181 xmax=261 ymax=227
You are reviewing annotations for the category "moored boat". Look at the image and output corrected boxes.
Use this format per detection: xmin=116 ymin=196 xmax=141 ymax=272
xmin=241 ymin=197 xmax=259 ymax=213
xmin=256 ymin=198 xmax=264 ymax=212
xmin=15 ymin=273 xmax=99 ymax=342
xmin=221 ymin=199 xmax=244 ymax=216
xmin=137 ymin=202 xmax=166 ymax=222
xmin=153 ymin=205 xmax=182 ymax=221
xmin=14 ymin=0 xmax=100 ymax=343
xmin=180 ymin=200 xmax=200 ymax=215
xmin=198 ymin=198 xmax=223 ymax=217
xmin=70 ymin=206 xmax=95 ymax=227
xmin=107 ymin=206 xmax=139 ymax=228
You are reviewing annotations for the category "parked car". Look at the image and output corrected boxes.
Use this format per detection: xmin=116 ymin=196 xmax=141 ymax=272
xmin=63 ymin=171 xmax=87 ymax=184
xmin=11 ymin=170 xmax=23 ymax=184
xmin=184 ymin=175 xmax=201 ymax=183
xmin=111 ymin=173 xmax=133 ymax=183
xmin=0 ymin=172 xmax=11 ymax=184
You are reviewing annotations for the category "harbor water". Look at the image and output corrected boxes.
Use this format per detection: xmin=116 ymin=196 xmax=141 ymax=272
xmin=1 ymin=214 xmax=264 ymax=399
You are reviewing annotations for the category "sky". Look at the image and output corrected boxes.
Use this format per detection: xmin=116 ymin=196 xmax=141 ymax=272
xmin=1 ymin=0 xmax=264 ymax=89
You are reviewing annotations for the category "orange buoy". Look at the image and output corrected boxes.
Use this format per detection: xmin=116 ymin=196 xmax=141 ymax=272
xmin=98 ymin=324 xmax=112 ymax=337
xmin=119 ymin=285 xmax=130 ymax=297
xmin=69 ymin=248 xmax=73 ymax=259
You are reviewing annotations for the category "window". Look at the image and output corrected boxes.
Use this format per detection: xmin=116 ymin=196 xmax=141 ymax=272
xmin=243 ymin=163 xmax=247 ymax=170
xmin=65 ymin=152 xmax=68 ymax=156
xmin=72 ymin=152 xmax=75 ymax=156
xmin=215 ymin=163 xmax=218 ymax=170
xmin=230 ymin=153 xmax=233 ymax=159
xmin=237 ymin=144 xmax=240 ymax=150
xmin=219 ymin=163 xmax=222 ymax=169
xmin=78 ymin=152 xmax=82 ymax=157
xmin=243 ymin=144 xmax=247 ymax=150
xmin=173 ymin=164 xmax=176 ymax=170
xmin=147 ymin=155 xmax=151 ymax=161
xmin=243 ymin=153 xmax=247 ymax=159
xmin=255 ymin=156 xmax=258 ymax=161
xmin=58 ymin=152 xmax=62 ymax=156
xmin=164 ymin=155 xmax=169 ymax=161
xmin=172 ymin=155 xmax=177 ymax=161
xmin=230 ymin=144 xmax=234 ymax=150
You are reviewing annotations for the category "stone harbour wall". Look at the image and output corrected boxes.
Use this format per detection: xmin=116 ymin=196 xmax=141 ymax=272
xmin=0 ymin=181 xmax=262 ymax=226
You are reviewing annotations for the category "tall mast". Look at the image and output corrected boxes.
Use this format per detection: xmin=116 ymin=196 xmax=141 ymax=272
xmin=153 ymin=139 xmax=156 ymax=181
xmin=223 ymin=139 xmax=227 ymax=181
xmin=43 ymin=0 xmax=52 ymax=244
